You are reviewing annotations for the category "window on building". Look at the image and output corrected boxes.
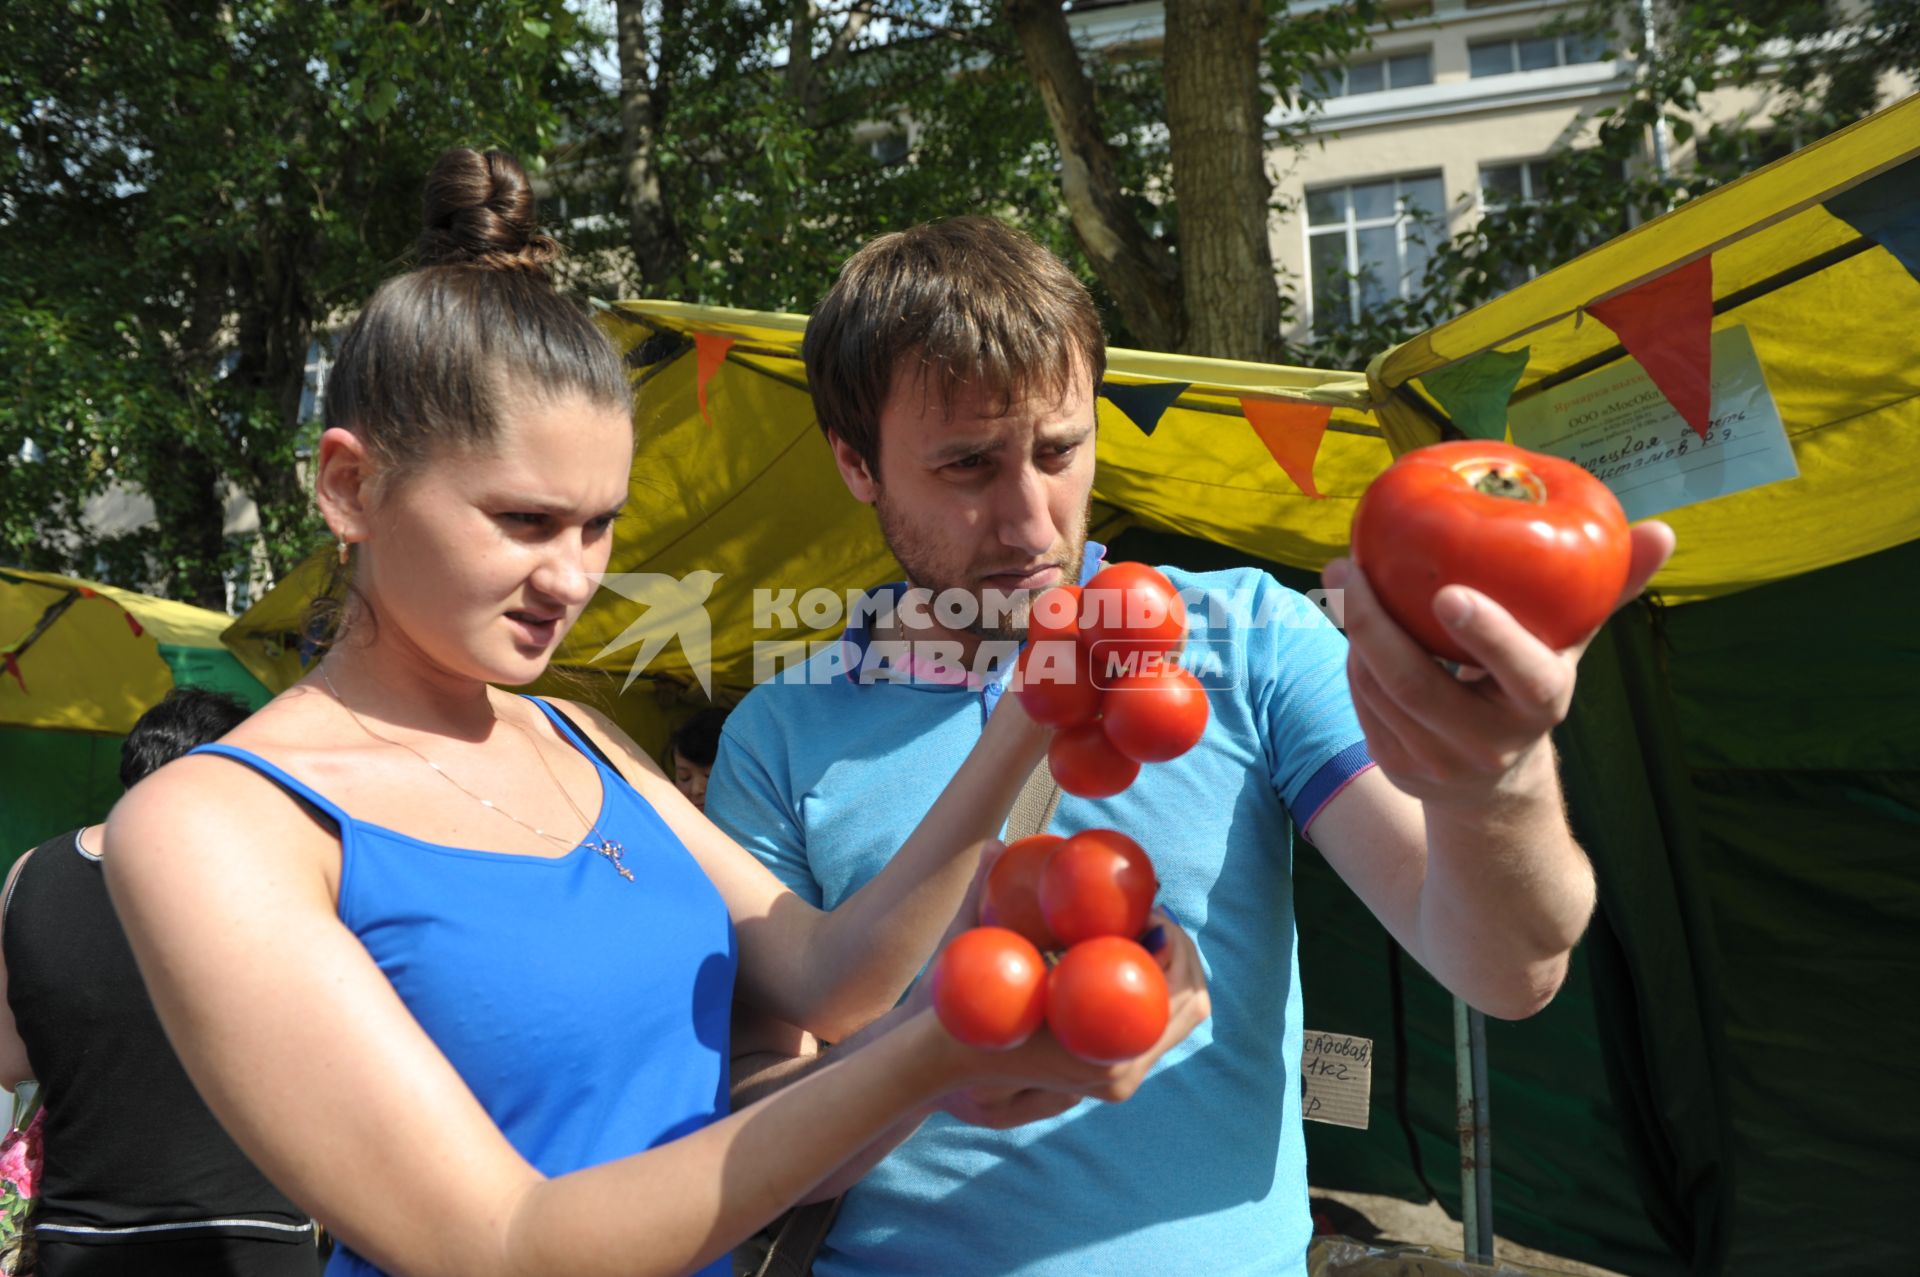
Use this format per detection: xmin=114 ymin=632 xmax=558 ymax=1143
xmin=1311 ymin=50 xmax=1434 ymax=98
xmin=1469 ymin=30 xmax=1610 ymax=77
xmin=1306 ymin=173 xmax=1445 ymax=329
xmin=1477 ymin=156 xmax=1632 ymax=285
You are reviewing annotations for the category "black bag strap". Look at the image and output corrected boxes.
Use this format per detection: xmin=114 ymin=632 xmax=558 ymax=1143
xmin=541 ymin=701 xmax=626 ymax=778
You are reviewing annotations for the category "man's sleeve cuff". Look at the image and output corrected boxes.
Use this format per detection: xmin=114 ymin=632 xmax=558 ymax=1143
xmin=1290 ymin=739 xmax=1377 ymax=832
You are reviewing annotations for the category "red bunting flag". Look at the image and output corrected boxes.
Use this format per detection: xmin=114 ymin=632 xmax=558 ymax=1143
xmin=693 ymin=334 xmax=736 ymax=425
xmin=2 ymin=652 xmax=24 ymax=694
xmin=124 ymin=613 xmax=144 ymax=638
xmin=1242 ymin=399 xmax=1333 ymax=500
xmin=1588 ymin=256 xmax=1714 ymax=439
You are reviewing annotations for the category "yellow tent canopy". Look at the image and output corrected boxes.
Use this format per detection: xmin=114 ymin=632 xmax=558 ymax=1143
xmin=1373 ymin=92 xmax=1920 ymax=600
xmin=0 ymin=568 xmax=264 ymax=735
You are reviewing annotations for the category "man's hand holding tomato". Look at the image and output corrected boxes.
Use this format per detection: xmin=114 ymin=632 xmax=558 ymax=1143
xmin=1323 ymin=518 xmax=1675 ymax=806
xmin=1306 ymin=515 xmax=1677 ymax=1023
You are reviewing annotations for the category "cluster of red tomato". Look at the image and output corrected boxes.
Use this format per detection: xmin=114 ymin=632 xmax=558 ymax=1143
xmin=1014 ymin=562 xmax=1211 ymax=798
xmin=931 ymin=829 xmax=1168 ymax=1062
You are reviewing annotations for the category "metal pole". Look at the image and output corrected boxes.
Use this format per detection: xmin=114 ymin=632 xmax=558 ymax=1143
xmin=1454 ymin=997 xmax=1494 ymax=1265
xmin=1639 ymin=0 xmax=1675 ymax=182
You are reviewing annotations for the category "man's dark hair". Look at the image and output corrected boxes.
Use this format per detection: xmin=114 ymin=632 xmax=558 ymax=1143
xmin=120 ymin=688 xmax=253 ymax=788
xmin=668 ymin=708 xmax=730 ymax=770
xmin=802 ymin=217 xmax=1107 ymax=476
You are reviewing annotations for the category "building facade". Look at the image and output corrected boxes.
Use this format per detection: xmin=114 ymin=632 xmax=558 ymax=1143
xmin=1066 ymin=0 xmax=1806 ymax=345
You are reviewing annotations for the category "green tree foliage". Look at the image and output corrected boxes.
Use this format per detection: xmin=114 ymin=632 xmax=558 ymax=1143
xmin=1 ymin=0 xmax=600 ymax=605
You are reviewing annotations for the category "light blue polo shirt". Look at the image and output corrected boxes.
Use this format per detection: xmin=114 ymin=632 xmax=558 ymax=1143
xmin=707 ymin=546 xmax=1372 ymax=1276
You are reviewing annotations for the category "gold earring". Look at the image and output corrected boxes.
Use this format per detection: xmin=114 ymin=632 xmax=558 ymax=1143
xmin=337 ymin=537 xmax=350 ymax=566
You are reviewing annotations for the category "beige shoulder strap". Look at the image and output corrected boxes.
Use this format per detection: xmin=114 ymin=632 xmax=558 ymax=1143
xmin=1004 ymin=756 xmax=1063 ymax=843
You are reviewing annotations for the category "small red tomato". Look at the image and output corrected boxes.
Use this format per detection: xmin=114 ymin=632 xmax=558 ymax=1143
xmin=1012 ymin=639 xmax=1101 ymax=728
xmin=930 ymin=927 xmax=1049 ymax=1050
xmin=1027 ymin=583 xmax=1083 ymax=645
xmin=980 ymin=834 xmax=1066 ymax=949
xmin=1048 ymin=721 xmax=1140 ymax=799
xmin=1099 ymin=667 xmax=1210 ymax=763
xmin=1080 ymin=563 xmax=1186 ymax=673
xmin=1350 ymin=441 xmax=1631 ymax=665
xmin=1039 ymin=828 xmax=1157 ymax=945
xmin=1046 ymin=936 xmax=1170 ymax=1064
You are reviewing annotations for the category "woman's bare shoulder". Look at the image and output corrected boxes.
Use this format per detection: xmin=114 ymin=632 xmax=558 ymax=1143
xmin=107 ymin=685 xmax=351 ymax=878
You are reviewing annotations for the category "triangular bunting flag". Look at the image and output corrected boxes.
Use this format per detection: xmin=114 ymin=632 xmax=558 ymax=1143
xmin=1588 ymin=256 xmax=1714 ymax=439
xmin=693 ymin=333 xmax=735 ymax=425
xmin=1416 ymin=347 xmax=1530 ymax=441
xmin=1826 ymin=155 xmax=1920 ymax=282
xmin=2 ymin=652 xmax=24 ymax=694
xmin=1100 ymin=380 xmax=1190 ymax=437
xmin=1241 ymin=399 xmax=1332 ymax=499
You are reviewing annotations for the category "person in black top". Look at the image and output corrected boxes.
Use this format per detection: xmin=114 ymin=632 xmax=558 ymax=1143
xmin=0 ymin=687 xmax=320 ymax=1276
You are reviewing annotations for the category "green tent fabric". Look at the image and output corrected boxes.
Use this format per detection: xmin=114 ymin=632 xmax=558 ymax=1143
xmin=0 ymin=728 xmax=126 ymax=862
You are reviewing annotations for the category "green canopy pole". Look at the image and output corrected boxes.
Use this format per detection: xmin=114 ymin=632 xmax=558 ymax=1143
xmin=1455 ymin=997 xmax=1494 ymax=1264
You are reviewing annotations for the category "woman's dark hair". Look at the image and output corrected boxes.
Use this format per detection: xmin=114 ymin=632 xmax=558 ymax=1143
xmin=121 ymin=688 xmax=253 ymax=789
xmin=668 ymin=708 xmax=730 ymax=770
xmin=314 ymin=147 xmax=631 ymax=643
xmin=325 ymin=146 xmax=629 ymax=479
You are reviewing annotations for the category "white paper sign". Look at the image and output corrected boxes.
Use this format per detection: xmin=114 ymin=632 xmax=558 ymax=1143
xmin=1509 ymin=324 xmax=1798 ymax=523
xmin=1302 ymin=1030 xmax=1372 ymax=1130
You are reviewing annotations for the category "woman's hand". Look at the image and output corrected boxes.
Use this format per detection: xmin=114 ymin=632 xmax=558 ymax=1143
xmin=929 ymin=905 xmax=1211 ymax=1124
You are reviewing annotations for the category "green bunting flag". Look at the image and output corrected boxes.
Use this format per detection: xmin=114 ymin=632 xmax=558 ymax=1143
xmin=1416 ymin=347 xmax=1531 ymax=441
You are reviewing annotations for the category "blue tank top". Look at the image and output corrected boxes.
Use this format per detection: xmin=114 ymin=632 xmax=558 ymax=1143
xmin=192 ymin=697 xmax=737 ymax=1277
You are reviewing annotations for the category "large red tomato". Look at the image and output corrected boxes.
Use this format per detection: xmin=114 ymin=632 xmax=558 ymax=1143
xmin=1048 ymin=721 xmax=1140 ymax=799
xmin=1099 ymin=667 xmax=1210 ymax=763
xmin=1080 ymin=562 xmax=1185 ymax=680
xmin=1012 ymin=640 xmax=1100 ymax=728
xmin=1350 ymin=441 xmax=1630 ymax=665
xmin=980 ymin=834 xmax=1066 ymax=949
xmin=1039 ymin=829 xmax=1157 ymax=946
xmin=930 ymin=927 xmax=1049 ymax=1050
xmin=1046 ymin=936 xmax=1170 ymax=1064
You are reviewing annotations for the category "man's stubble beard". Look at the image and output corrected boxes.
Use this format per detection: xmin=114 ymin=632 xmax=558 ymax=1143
xmin=871 ymin=484 xmax=1092 ymax=643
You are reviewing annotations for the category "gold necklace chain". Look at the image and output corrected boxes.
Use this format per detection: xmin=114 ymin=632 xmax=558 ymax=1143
xmin=318 ymin=664 xmax=634 ymax=881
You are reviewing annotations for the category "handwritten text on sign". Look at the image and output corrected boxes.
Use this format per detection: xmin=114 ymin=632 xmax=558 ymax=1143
xmin=1510 ymin=324 xmax=1797 ymax=523
xmin=1302 ymin=1030 xmax=1373 ymax=1130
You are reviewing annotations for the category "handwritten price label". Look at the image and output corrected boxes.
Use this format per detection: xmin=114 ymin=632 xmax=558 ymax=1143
xmin=1511 ymin=325 xmax=1798 ymax=522
xmin=1302 ymin=1030 xmax=1373 ymax=1130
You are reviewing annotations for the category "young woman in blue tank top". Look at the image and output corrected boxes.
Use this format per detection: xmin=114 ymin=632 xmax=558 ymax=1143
xmin=102 ymin=147 xmax=1208 ymax=1277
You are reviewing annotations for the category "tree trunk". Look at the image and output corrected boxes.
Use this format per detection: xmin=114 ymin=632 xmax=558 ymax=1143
xmin=1164 ymin=0 xmax=1282 ymax=362
xmin=1004 ymin=0 xmax=1183 ymax=351
xmin=617 ymin=0 xmax=687 ymax=294
xmin=231 ymin=230 xmax=318 ymax=584
xmin=144 ymin=441 xmax=230 ymax=610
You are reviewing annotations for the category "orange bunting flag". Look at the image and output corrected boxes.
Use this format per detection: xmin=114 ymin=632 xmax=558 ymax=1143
xmin=1242 ymin=399 xmax=1333 ymax=499
xmin=693 ymin=334 xmax=736 ymax=424
xmin=1588 ymin=256 xmax=1714 ymax=439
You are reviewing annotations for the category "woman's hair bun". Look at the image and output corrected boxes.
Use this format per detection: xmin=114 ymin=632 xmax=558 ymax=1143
xmin=416 ymin=148 xmax=561 ymax=272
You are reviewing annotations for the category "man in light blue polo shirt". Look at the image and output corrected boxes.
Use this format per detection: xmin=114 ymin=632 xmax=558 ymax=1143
xmin=708 ymin=217 xmax=1672 ymax=1276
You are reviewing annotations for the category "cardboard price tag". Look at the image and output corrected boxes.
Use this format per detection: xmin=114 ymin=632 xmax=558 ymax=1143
xmin=1302 ymin=1030 xmax=1373 ymax=1130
